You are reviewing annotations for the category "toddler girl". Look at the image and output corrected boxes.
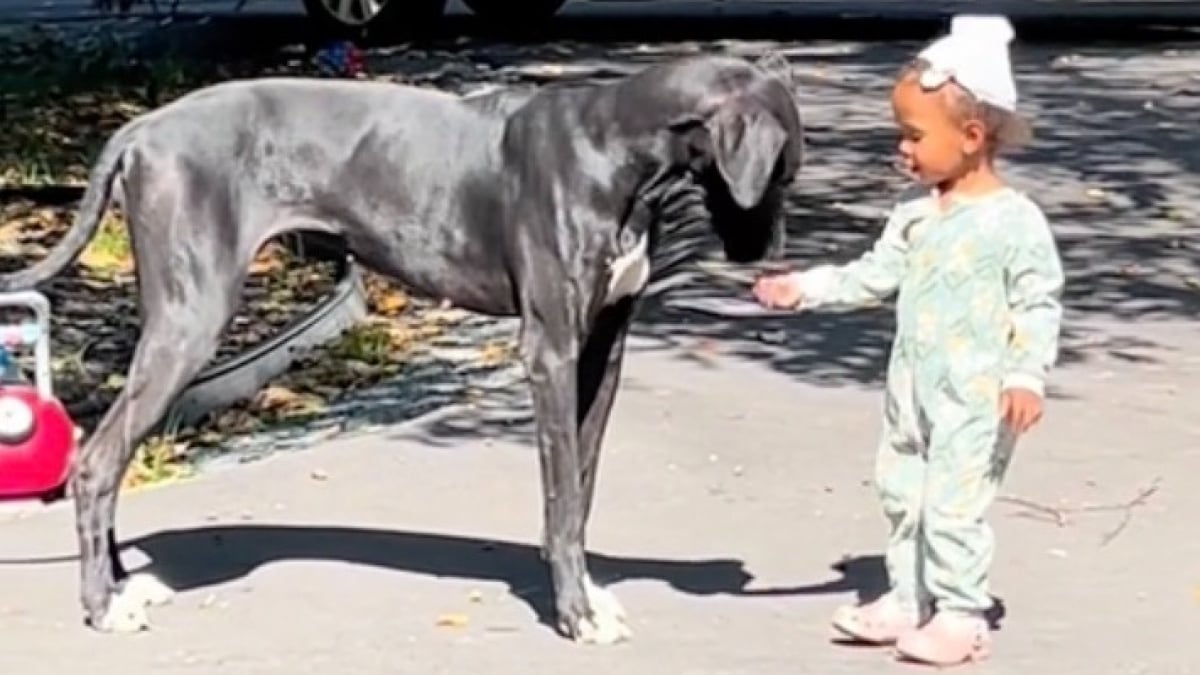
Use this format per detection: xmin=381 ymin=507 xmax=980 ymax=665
xmin=752 ymin=14 xmax=1065 ymax=667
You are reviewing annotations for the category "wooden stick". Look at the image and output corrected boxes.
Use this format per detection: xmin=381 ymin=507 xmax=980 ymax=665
xmin=997 ymin=478 xmax=1161 ymax=546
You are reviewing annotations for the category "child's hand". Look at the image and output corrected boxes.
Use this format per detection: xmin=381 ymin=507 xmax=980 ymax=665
xmin=751 ymin=272 xmax=805 ymax=310
xmin=1000 ymin=388 xmax=1043 ymax=435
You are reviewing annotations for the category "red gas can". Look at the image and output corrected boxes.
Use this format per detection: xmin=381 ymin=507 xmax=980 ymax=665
xmin=0 ymin=291 xmax=77 ymax=500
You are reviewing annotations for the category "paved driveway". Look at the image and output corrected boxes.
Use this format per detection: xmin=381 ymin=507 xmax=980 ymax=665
xmin=1 ymin=20 xmax=1199 ymax=675
xmin=0 ymin=318 xmax=1196 ymax=674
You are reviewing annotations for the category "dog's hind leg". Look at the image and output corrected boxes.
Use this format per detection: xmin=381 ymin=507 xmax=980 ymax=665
xmin=73 ymin=251 xmax=246 ymax=633
xmin=74 ymin=318 xmax=234 ymax=632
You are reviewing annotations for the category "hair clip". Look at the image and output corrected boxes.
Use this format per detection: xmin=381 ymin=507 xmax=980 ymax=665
xmin=917 ymin=66 xmax=954 ymax=92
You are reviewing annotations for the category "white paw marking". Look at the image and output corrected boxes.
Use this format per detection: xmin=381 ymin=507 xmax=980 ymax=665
xmin=605 ymin=233 xmax=650 ymax=304
xmin=95 ymin=574 xmax=174 ymax=633
xmin=123 ymin=573 xmax=175 ymax=607
xmin=96 ymin=593 xmax=150 ymax=633
xmin=571 ymin=575 xmax=632 ymax=645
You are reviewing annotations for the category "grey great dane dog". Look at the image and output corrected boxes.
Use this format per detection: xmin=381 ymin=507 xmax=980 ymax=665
xmin=0 ymin=53 xmax=803 ymax=643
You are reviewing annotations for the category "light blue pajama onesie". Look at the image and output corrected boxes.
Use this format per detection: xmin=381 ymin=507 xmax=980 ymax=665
xmin=798 ymin=186 xmax=1065 ymax=617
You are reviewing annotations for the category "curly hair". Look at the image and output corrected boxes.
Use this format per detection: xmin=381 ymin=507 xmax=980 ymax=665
xmin=897 ymin=57 xmax=1032 ymax=154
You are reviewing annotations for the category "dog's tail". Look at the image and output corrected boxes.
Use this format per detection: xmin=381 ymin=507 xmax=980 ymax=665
xmin=0 ymin=120 xmax=137 ymax=292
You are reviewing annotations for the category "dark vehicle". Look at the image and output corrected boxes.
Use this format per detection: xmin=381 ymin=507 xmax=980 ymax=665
xmin=303 ymin=0 xmax=569 ymax=33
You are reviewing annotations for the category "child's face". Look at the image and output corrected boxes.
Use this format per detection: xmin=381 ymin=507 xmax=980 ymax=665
xmin=890 ymin=76 xmax=986 ymax=187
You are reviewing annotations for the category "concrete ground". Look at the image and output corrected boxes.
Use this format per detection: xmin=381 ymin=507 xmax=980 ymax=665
xmin=1 ymin=21 xmax=1199 ymax=675
xmin=0 ymin=320 xmax=1196 ymax=675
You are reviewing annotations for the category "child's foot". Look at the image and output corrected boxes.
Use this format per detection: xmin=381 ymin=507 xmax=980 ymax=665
xmin=830 ymin=594 xmax=919 ymax=645
xmin=893 ymin=610 xmax=991 ymax=666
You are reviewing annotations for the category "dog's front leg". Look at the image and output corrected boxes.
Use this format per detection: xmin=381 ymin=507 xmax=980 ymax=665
xmin=577 ymin=297 xmax=635 ymax=529
xmin=521 ymin=308 xmax=632 ymax=646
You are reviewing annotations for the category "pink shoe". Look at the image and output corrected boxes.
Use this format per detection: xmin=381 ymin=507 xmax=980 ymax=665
xmin=829 ymin=595 xmax=919 ymax=645
xmin=893 ymin=611 xmax=991 ymax=666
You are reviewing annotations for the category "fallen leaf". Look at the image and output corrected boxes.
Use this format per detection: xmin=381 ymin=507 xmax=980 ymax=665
xmin=102 ymin=373 xmax=126 ymax=390
xmin=253 ymin=385 xmax=311 ymax=412
xmin=478 ymin=340 xmax=515 ymax=367
xmin=376 ymin=290 xmax=408 ymax=314
xmin=435 ymin=613 xmax=469 ymax=628
xmin=248 ymin=246 xmax=286 ymax=275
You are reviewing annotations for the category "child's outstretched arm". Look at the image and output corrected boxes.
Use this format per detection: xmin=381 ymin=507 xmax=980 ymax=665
xmin=793 ymin=204 xmax=918 ymax=311
xmin=1000 ymin=203 xmax=1066 ymax=400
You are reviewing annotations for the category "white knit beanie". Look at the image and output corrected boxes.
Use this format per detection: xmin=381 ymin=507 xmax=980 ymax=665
xmin=916 ymin=14 xmax=1019 ymax=112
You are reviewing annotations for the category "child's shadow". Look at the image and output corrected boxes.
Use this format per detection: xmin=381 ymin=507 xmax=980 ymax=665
xmin=825 ymin=555 xmax=1008 ymax=631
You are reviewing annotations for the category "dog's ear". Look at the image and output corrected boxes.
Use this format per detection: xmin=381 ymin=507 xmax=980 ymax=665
xmin=754 ymin=51 xmax=795 ymax=91
xmin=706 ymin=99 xmax=788 ymax=210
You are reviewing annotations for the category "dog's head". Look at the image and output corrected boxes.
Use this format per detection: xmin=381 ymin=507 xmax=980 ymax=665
xmin=659 ymin=54 xmax=804 ymax=263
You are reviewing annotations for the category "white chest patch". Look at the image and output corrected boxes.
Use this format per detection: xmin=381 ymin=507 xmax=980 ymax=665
xmin=604 ymin=232 xmax=650 ymax=305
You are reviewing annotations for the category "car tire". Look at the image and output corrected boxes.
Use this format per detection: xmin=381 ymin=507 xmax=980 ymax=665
xmin=302 ymin=0 xmax=448 ymax=39
xmin=461 ymin=0 xmax=567 ymax=22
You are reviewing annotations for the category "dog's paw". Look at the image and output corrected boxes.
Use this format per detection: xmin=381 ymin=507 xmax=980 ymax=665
xmin=90 ymin=574 xmax=174 ymax=633
xmin=94 ymin=593 xmax=151 ymax=633
xmin=569 ymin=577 xmax=632 ymax=646
xmin=122 ymin=573 xmax=175 ymax=607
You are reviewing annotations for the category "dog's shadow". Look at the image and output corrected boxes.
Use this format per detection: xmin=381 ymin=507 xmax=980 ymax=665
xmin=127 ymin=527 xmax=1007 ymax=632
xmin=127 ymin=524 xmax=760 ymax=627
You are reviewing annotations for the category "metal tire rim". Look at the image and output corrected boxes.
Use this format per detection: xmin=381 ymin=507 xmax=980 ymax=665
xmin=318 ymin=0 xmax=391 ymax=26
